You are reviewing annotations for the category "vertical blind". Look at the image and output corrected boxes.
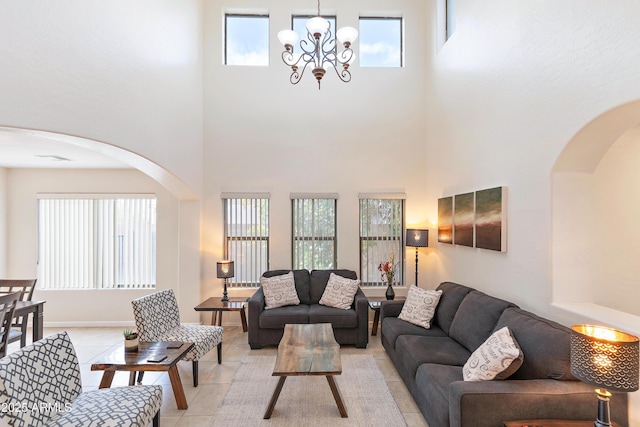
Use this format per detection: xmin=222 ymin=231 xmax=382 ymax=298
xmin=359 ymin=195 xmax=405 ymax=286
xmin=222 ymin=194 xmax=270 ymax=287
xmin=38 ymin=196 xmax=156 ymax=289
xmin=291 ymin=195 xmax=337 ymax=270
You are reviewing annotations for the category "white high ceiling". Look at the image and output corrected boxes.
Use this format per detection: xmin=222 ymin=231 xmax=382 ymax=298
xmin=0 ymin=131 xmax=129 ymax=169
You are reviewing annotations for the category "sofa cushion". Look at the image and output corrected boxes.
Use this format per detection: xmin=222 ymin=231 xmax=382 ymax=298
xmin=414 ymin=363 xmax=463 ymax=427
xmin=462 ymin=326 xmax=523 ymax=381
xmin=309 ymin=269 xmax=357 ymax=304
xmin=396 ymin=335 xmax=471 ymax=379
xmin=319 ymin=273 xmax=360 ymax=310
xmin=495 ymin=307 xmax=576 ymax=380
xmin=448 ymin=290 xmax=514 ymax=352
xmin=380 ymin=317 xmax=447 ymax=349
xmin=259 ymin=304 xmax=310 ymax=329
xmin=434 ymin=282 xmax=474 ymax=334
xmin=308 ymin=304 xmax=358 ymax=328
xmin=399 ymin=287 xmax=442 ymax=329
xmin=263 ymin=269 xmax=311 ymax=305
xmin=261 ymin=271 xmax=300 ymax=309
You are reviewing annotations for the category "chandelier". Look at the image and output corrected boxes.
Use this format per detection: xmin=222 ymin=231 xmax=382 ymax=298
xmin=277 ymin=0 xmax=358 ymax=89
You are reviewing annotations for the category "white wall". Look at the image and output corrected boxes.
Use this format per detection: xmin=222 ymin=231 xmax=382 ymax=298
xmin=428 ymin=1 xmax=640 ymax=423
xmin=201 ymin=0 xmax=434 ymax=303
xmin=6 ymin=168 xmax=183 ymax=325
xmin=0 ymin=167 xmax=6 ymax=276
xmin=0 ymin=0 xmax=203 ymax=195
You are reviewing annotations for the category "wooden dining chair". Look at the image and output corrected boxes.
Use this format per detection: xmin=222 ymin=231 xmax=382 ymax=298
xmin=0 ymin=279 xmax=37 ymax=348
xmin=0 ymin=292 xmax=20 ymax=358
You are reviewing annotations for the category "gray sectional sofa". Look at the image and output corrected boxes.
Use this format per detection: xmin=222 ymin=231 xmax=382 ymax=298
xmin=248 ymin=269 xmax=369 ymax=349
xmin=380 ymin=281 xmax=629 ymax=427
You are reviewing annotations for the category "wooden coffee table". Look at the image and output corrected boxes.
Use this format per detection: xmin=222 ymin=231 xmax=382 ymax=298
xmin=194 ymin=297 xmax=248 ymax=332
xmin=264 ymin=323 xmax=347 ymax=419
xmin=91 ymin=341 xmax=194 ymax=409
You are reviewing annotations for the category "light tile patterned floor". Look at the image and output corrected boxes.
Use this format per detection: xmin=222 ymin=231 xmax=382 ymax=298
xmin=7 ymin=326 xmax=428 ymax=427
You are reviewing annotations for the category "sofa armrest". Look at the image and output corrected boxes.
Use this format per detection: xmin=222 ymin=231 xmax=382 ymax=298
xmin=449 ymin=379 xmax=629 ymax=427
xmin=380 ymin=300 xmax=405 ymax=321
xmin=352 ymin=288 xmax=369 ymax=348
xmin=248 ymin=287 xmax=265 ymax=348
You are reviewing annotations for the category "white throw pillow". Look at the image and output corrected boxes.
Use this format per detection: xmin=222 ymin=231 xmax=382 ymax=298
xmin=261 ymin=271 xmax=300 ymax=310
xmin=319 ymin=273 xmax=361 ymax=310
xmin=462 ymin=326 xmax=523 ymax=381
xmin=398 ymin=286 xmax=442 ymax=329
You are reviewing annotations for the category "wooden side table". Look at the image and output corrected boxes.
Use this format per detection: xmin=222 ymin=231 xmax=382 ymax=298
xmin=368 ymin=296 xmax=405 ymax=336
xmin=194 ymin=297 xmax=248 ymax=332
xmin=504 ymin=420 xmax=620 ymax=427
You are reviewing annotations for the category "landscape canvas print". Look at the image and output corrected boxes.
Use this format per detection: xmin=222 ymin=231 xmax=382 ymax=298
xmin=438 ymin=197 xmax=453 ymax=244
xmin=474 ymin=186 xmax=507 ymax=252
xmin=453 ymin=192 xmax=474 ymax=247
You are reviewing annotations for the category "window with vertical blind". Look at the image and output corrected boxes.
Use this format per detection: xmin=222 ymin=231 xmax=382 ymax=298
xmin=291 ymin=194 xmax=337 ymax=270
xmin=359 ymin=194 xmax=405 ymax=286
xmin=222 ymin=193 xmax=270 ymax=288
xmin=37 ymin=195 xmax=157 ymax=289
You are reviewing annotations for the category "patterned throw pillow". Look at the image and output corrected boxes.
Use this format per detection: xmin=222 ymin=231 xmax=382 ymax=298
xmin=463 ymin=326 xmax=524 ymax=381
xmin=398 ymin=286 xmax=442 ymax=329
xmin=319 ymin=273 xmax=361 ymax=310
xmin=261 ymin=271 xmax=300 ymax=310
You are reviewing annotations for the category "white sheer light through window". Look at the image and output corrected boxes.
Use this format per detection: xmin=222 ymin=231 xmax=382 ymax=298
xmin=38 ymin=196 xmax=157 ymax=289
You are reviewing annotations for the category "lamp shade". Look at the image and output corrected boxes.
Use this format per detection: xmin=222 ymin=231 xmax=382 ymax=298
xmin=306 ymin=16 xmax=330 ymax=37
xmin=216 ymin=260 xmax=235 ymax=279
xmin=406 ymin=229 xmax=429 ymax=248
xmin=277 ymin=29 xmax=299 ymax=48
xmin=336 ymin=26 xmax=358 ymax=45
xmin=570 ymin=324 xmax=639 ymax=393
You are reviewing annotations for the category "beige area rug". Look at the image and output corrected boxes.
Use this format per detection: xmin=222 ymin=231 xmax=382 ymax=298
xmin=210 ymin=353 xmax=407 ymax=427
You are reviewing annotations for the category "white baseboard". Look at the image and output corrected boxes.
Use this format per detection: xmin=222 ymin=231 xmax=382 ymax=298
xmin=43 ymin=321 xmax=204 ymax=328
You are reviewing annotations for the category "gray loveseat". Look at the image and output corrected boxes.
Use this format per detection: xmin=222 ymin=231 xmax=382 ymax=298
xmin=381 ymin=281 xmax=629 ymax=427
xmin=248 ymin=269 xmax=369 ymax=349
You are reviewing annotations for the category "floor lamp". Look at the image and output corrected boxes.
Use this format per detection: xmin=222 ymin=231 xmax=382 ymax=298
xmin=217 ymin=260 xmax=234 ymax=302
xmin=406 ymin=229 xmax=429 ymax=287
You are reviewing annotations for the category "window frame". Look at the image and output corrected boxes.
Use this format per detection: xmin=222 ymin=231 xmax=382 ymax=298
xmin=291 ymin=194 xmax=338 ymax=270
xmin=222 ymin=193 xmax=270 ymax=288
xmin=224 ymin=13 xmax=270 ymax=66
xmin=358 ymin=194 xmax=406 ymax=287
xmin=36 ymin=194 xmax=157 ymax=290
xmin=358 ymin=16 xmax=404 ymax=68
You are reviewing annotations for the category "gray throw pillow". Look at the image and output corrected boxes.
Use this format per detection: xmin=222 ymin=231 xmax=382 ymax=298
xmin=319 ymin=273 xmax=360 ymax=310
xmin=261 ymin=271 xmax=300 ymax=309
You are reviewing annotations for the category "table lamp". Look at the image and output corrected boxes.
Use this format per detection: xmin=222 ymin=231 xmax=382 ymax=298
xmin=216 ymin=260 xmax=234 ymax=302
xmin=405 ymin=229 xmax=428 ymax=286
xmin=570 ymin=324 xmax=639 ymax=427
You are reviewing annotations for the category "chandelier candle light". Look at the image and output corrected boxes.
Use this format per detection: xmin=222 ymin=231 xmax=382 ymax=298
xmin=277 ymin=0 xmax=358 ymax=89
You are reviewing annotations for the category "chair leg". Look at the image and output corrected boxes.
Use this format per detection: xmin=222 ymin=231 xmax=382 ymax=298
xmin=137 ymin=371 xmax=145 ymax=384
xmin=217 ymin=342 xmax=222 ymax=364
xmin=153 ymin=410 xmax=160 ymax=427
xmin=192 ymin=360 xmax=199 ymax=387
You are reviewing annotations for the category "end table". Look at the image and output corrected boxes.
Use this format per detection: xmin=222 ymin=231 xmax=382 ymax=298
xmin=194 ymin=297 xmax=248 ymax=332
xmin=368 ymin=296 xmax=405 ymax=336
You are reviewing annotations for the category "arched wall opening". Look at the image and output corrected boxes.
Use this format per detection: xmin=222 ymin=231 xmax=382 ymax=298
xmin=0 ymin=127 xmax=202 ymax=325
xmin=552 ymin=100 xmax=640 ymax=336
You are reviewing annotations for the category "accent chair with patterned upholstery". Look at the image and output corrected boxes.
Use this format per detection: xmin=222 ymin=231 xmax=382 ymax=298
xmin=132 ymin=289 xmax=223 ymax=387
xmin=0 ymin=331 xmax=163 ymax=427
